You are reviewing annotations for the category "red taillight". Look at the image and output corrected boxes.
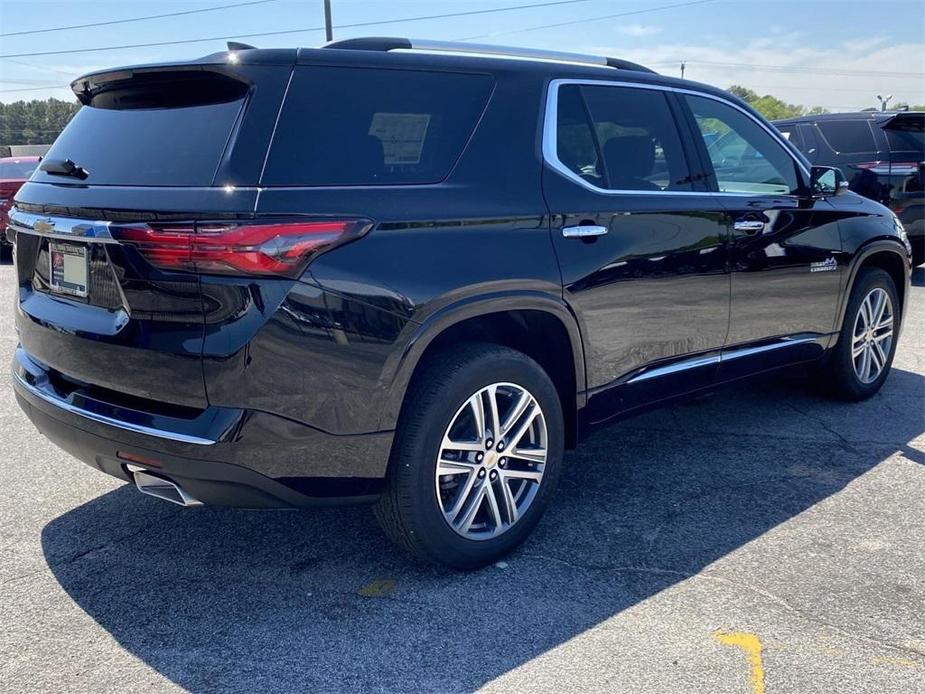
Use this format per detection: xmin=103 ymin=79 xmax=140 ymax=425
xmin=112 ymin=219 xmax=371 ymax=278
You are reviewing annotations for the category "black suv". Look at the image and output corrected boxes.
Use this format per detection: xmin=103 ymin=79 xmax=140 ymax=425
xmin=9 ymin=39 xmax=912 ymax=568
xmin=774 ymin=111 xmax=924 ymax=265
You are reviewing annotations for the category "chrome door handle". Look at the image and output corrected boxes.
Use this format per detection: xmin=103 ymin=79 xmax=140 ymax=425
xmin=733 ymin=220 xmax=765 ymax=234
xmin=562 ymin=225 xmax=608 ymax=238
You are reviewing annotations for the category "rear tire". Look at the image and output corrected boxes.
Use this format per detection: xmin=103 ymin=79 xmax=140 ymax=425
xmin=374 ymin=342 xmax=564 ymax=569
xmin=823 ymin=268 xmax=899 ymax=401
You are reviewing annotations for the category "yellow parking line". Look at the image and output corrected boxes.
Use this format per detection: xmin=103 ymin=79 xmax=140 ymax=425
xmin=714 ymin=630 xmax=765 ymax=694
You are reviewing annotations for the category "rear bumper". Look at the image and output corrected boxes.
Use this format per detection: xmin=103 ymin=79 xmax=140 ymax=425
xmin=12 ymin=347 xmax=392 ymax=507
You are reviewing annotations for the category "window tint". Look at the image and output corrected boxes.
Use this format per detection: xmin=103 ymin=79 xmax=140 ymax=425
xmin=263 ymin=67 xmax=493 ymax=186
xmin=554 ymin=84 xmax=692 ymax=192
xmin=883 ymin=115 xmax=924 ymax=152
xmin=37 ymin=80 xmax=245 ymax=186
xmin=816 ymin=120 xmax=878 ymax=154
xmin=686 ymin=94 xmax=800 ymax=195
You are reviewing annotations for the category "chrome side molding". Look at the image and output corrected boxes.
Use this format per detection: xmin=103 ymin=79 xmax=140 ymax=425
xmin=626 ymin=337 xmax=820 ymax=384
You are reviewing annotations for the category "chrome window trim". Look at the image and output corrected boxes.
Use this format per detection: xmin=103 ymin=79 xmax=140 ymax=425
xmin=542 ymin=78 xmax=811 ymax=197
xmin=12 ymin=370 xmax=217 ymax=446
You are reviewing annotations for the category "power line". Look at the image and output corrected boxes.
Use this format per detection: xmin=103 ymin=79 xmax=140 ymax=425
xmin=0 ymin=58 xmax=76 ymax=77
xmin=669 ymin=60 xmax=924 ymax=78
xmin=0 ymin=0 xmax=608 ymax=59
xmin=457 ymin=0 xmax=718 ymax=40
xmin=0 ymin=0 xmax=282 ymax=38
xmin=0 ymin=85 xmax=70 ymax=94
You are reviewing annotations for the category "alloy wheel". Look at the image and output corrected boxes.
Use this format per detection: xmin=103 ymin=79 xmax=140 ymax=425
xmin=435 ymin=382 xmax=548 ymax=540
xmin=851 ymin=287 xmax=894 ymax=384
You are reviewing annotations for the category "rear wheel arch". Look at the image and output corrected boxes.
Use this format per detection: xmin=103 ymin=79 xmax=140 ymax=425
xmin=379 ymin=295 xmax=586 ymax=449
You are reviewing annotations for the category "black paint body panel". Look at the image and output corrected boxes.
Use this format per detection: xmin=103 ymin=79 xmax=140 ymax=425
xmin=9 ymin=46 xmax=912 ymax=504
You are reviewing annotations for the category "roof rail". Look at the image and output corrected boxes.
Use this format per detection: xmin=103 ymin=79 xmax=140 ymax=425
xmin=322 ymin=37 xmax=655 ymax=74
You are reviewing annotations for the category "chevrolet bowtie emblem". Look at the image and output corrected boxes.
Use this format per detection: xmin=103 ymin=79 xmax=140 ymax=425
xmin=33 ymin=218 xmax=56 ymax=234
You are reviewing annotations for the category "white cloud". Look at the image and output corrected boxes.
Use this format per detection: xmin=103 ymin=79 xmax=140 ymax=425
xmin=592 ymin=34 xmax=925 ymax=111
xmin=617 ymin=24 xmax=662 ymax=38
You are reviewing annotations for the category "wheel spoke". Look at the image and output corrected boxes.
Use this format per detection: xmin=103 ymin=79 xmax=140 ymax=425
xmin=860 ymin=345 xmax=873 ymax=381
xmin=498 ymin=478 xmax=519 ymax=525
xmin=456 ymin=483 xmax=487 ymax=534
xmin=441 ymin=437 xmax=483 ymax=452
xmin=870 ymin=290 xmax=885 ymax=327
xmin=484 ymin=482 xmax=503 ymax=532
xmin=468 ymin=393 xmax=486 ymax=440
xmin=445 ymin=470 xmax=480 ymax=521
xmin=871 ymin=339 xmax=887 ymax=372
xmin=873 ymin=328 xmax=893 ymax=343
xmin=506 ymin=404 xmax=539 ymax=450
xmin=511 ymin=446 xmax=547 ymax=464
xmin=437 ymin=457 xmax=478 ymax=476
xmin=852 ymin=341 xmax=866 ymax=358
xmin=502 ymin=468 xmax=544 ymax=483
xmin=487 ymin=385 xmax=502 ymax=440
xmin=500 ymin=390 xmax=533 ymax=438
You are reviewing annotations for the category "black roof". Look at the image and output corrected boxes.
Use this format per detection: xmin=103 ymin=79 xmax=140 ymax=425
xmin=70 ymin=36 xmax=749 ymax=118
xmin=775 ymin=111 xmax=925 ymax=125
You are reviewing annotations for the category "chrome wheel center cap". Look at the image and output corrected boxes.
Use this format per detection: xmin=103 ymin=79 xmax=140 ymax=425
xmin=483 ymin=451 xmax=498 ymax=469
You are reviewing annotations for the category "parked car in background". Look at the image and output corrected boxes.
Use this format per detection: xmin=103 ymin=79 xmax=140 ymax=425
xmin=0 ymin=155 xmax=40 ymax=258
xmin=775 ymin=112 xmax=925 ymax=265
xmin=7 ymin=40 xmax=912 ymax=568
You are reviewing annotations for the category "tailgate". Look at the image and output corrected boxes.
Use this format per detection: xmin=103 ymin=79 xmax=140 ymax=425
xmin=10 ymin=208 xmax=210 ymax=408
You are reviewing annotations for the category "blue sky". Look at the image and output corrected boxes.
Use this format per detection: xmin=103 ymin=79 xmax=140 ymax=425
xmin=1 ymin=0 xmax=923 ymax=109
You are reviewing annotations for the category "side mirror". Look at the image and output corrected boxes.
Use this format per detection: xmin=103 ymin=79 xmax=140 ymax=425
xmin=810 ymin=165 xmax=848 ymax=197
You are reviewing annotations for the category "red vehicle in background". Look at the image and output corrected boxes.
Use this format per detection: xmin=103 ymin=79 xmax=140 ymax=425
xmin=1 ymin=156 xmax=41 ymax=258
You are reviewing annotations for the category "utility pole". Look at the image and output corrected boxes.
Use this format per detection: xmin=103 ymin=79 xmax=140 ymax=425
xmin=324 ymin=0 xmax=333 ymax=42
xmin=877 ymin=94 xmax=892 ymax=111
xmin=680 ymin=61 xmax=686 ymax=79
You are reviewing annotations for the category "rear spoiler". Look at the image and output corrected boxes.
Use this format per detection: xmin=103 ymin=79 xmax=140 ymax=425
xmin=880 ymin=111 xmax=925 ymax=130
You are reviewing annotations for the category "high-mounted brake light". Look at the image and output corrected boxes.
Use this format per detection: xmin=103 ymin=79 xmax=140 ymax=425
xmin=111 ymin=219 xmax=371 ymax=278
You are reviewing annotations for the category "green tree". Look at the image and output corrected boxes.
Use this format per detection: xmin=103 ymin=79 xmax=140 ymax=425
xmin=726 ymin=84 xmax=827 ymax=119
xmin=0 ymin=98 xmax=80 ymax=146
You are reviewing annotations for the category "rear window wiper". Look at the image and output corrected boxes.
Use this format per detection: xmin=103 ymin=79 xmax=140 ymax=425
xmin=40 ymin=158 xmax=89 ymax=180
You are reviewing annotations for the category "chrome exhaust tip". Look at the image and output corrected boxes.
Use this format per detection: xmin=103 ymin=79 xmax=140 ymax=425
xmin=129 ymin=466 xmax=203 ymax=507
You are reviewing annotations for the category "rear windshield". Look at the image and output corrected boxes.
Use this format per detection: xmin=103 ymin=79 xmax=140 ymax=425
xmin=37 ymin=73 xmax=246 ymax=186
xmin=262 ymin=66 xmax=493 ymax=186
xmin=816 ymin=120 xmax=878 ymax=154
xmin=884 ymin=115 xmax=924 ymax=152
xmin=0 ymin=159 xmax=38 ymax=178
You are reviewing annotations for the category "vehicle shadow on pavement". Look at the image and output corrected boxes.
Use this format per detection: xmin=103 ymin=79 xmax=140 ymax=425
xmin=41 ymin=368 xmax=924 ymax=692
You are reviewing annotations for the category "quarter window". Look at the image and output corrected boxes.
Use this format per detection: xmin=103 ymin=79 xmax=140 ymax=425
xmin=685 ymin=94 xmax=801 ymax=195
xmin=555 ymin=84 xmax=692 ymax=192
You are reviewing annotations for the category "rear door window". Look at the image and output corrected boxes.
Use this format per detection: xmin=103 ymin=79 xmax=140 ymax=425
xmin=816 ymin=120 xmax=878 ymax=154
xmin=554 ymin=84 xmax=693 ymax=192
xmin=262 ymin=67 xmax=493 ymax=186
xmin=34 ymin=72 xmax=248 ymax=186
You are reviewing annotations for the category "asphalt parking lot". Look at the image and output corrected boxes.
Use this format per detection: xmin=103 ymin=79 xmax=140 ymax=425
xmin=0 ymin=258 xmax=922 ymax=694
